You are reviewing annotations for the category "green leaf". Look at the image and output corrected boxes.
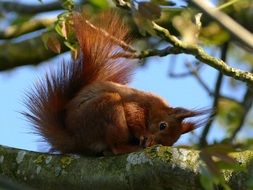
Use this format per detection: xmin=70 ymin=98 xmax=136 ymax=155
xmin=41 ymin=32 xmax=50 ymax=49
xmin=151 ymin=0 xmax=176 ymax=6
xmin=138 ymin=2 xmax=161 ymax=20
xmin=63 ymin=41 xmax=77 ymax=51
xmin=200 ymin=22 xmax=230 ymax=45
xmin=42 ymin=33 xmax=61 ymax=54
xmin=55 ymin=11 xmax=72 ymax=38
xmin=60 ymin=0 xmax=74 ymax=10
xmin=88 ymin=0 xmax=109 ymax=9
xmin=54 ymin=21 xmax=64 ymax=37
xmin=217 ymin=99 xmax=244 ymax=134
xmin=203 ymin=144 xmax=235 ymax=155
xmin=133 ymin=12 xmax=156 ymax=36
xmin=215 ymin=160 xmax=245 ymax=171
xmin=199 ymin=165 xmax=215 ymax=190
xmin=200 ymin=151 xmax=221 ymax=177
xmin=47 ymin=36 xmax=61 ymax=54
xmin=200 ymin=160 xmax=232 ymax=190
xmin=57 ymin=11 xmax=72 ymax=21
xmin=71 ymin=48 xmax=79 ymax=60
xmin=247 ymin=175 xmax=253 ymax=189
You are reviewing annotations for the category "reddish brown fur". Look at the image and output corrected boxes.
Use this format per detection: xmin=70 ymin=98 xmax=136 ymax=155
xmin=24 ymin=11 xmax=208 ymax=156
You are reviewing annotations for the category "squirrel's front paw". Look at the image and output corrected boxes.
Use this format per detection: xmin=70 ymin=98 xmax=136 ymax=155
xmin=140 ymin=135 xmax=157 ymax=148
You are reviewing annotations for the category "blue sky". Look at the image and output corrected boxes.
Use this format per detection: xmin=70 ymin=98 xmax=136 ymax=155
xmin=0 ymin=0 xmax=251 ymax=152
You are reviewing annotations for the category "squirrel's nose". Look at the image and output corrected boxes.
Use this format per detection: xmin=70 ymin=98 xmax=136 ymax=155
xmin=139 ymin=136 xmax=148 ymax=146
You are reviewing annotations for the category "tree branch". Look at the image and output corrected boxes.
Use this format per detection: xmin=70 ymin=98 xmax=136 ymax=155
xmin=113 ymin=0 xmax=253 ymax=84
xmin=0 ymin=18 xmax=56 ymax=39
xmin=151 ymin=22 xmax=253 ymax=84
xmin=184 ymin=62 xmax=212 ymax=95
xmin=133 ymin=46 xmax=181 ymax=59
xmin=229 ymin=82 xmax=253 ymax=141
xmin=0 ymin=32 xmax=68 ymax=71
xmin=0 ymin=1 xmax=62 ymax=14
xmin=199 ymin=42 xmax=228 ymax=147
xmin=191 ymin=0 xmax=253 ymax=52
xmin=166 ymin=60 xmax=239 ymax=104
xmin=0 ymin=145 xmax=252 ymax=190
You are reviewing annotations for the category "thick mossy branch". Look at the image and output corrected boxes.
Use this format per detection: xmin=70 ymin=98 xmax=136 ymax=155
xmin=0 ymin=19 xmax=56 ymax=39
xmin=0 ymin=145 xmax=253 ymax=190
xmin=150 ymin=22 xmax=253 ymax=84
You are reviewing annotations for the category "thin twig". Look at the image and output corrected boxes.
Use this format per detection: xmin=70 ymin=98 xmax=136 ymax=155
xmin=151 ymin=21 xmax=253 ymax=84
xmin=185 ymin=62 xmax=212 ymax=95
xmin=169 ymin=71 xmax=193 ymax=78
xmin=134 ymin=46 xmax=182 ymax=58
xmin=199 ymin=42 xmax=229 ymax=147
xmin=184 ymin=61 xmax=238 ymax=103
xmin=228 ymin=80 xmax=253 ymax=141
xmin=191 ymin=0 xmax=253 ymax=52
xmin=85 ymin=19 xmax=136 ymax=53
xmin=216 ymin=0 xmax=241 ymax=10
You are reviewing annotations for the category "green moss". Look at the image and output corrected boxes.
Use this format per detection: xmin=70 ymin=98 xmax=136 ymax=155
xmin=145 ymin=145 xmax=173 ymax=162
xmin=144 ymin=145 xmax=199 ymax=171
xmin=60 ymin=156 xmax=74 ymax=169
xmin=33 ymin=155 xmax=47 ymax=165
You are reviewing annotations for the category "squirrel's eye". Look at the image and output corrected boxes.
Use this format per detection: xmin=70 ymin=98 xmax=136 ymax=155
xmin=159 ymin=122 xmax=168 ymax=131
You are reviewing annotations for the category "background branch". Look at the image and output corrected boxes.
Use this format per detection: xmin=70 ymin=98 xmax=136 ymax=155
xmin=199 ymin=42 xmax=228 ymax=147
xmin=168 ymin=61 xmax=239 ymax=103
xmin=134 ymin=46 xmax=181 ymax=59
xmin=191 ymin=0 xmax=253 ymax=52
xmin=0 ymin=31 xmax=68 ymax=71
xmin=228 ymin=82 xmax=253 ymax=141
xmin=184 ymin=62 xmax=212 ymax=95
xmin=0 ymin=1 xmax=62 ymax=14
xmin=0 ymin=18 xmax=56 ymax=39
xmin=152 ymin=22 xmax=253 ymax=84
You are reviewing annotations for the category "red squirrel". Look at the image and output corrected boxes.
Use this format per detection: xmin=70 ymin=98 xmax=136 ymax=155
xmin=24 ymin=11 xmax=208 ymax=156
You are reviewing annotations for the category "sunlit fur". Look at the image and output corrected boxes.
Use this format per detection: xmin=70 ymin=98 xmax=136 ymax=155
xmin=24 ymin=11 xmax=208 ymax=156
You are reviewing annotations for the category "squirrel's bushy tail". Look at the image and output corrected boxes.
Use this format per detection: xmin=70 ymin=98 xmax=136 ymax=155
xmin=24 ymin=11 xmax=135 ymax=152
xmin=73 ymin=11 xmax=135 ymax=85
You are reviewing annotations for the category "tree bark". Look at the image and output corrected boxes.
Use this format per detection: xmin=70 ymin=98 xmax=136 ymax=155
xmin=0 ymin=32 xmax=68 ymax=71
xmin=0 ymin=145 xmax=253 ymax=190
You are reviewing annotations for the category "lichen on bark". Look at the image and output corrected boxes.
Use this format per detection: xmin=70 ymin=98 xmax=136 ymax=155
xmin=1 ymin=145 xmax=253 ymax=190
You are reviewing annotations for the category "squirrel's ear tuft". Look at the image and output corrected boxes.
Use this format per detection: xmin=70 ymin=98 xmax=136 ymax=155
xmin=168 ymin=107 xmax=213 ymax=134
xmin=169 ymin=107 xmax=212 ymax=120
xmin=172 ymin=107 xmax=198 ymax=120
xmin=180 ymin=108 xmax=214 ymax=134
xmin=181 ymin=122 xmax=196 ymax=134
